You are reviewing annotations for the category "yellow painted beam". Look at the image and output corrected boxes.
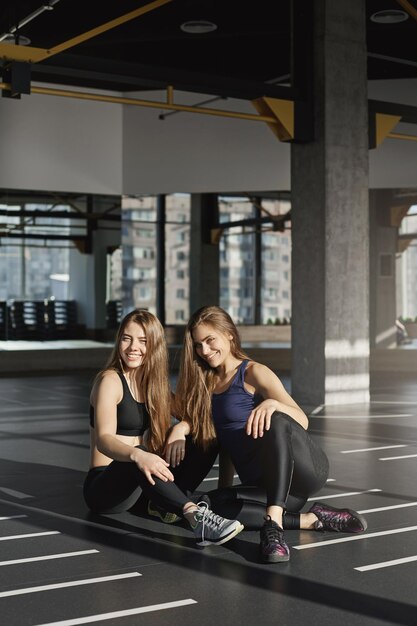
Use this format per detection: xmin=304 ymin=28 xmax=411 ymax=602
xmin=397 ymin=235 xmax=415 ymax=253
xmin=388 ymin=131 xmax=417 ymax=142
xmin=375 ymin=113 xmax=401 ymax=146
xmin=0 ymin=0 xmax=173 ymax=64
xmin=0 ymin=43 xmax=47 ymax=63
xmin=252 ymin=97 xmax=294 ymax=141
xmin=0 ymin=82 xmax=278 ymax=125
xmin=396 ymin=0 xmax=417 ymax=22
xmin=390 ymin=204 xmax=411 ymax=227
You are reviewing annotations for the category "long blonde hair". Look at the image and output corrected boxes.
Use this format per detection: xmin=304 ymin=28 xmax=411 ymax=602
xmin=99 ymin=309 xmax=171 ymax=453
xmin=176 ymin=306 xmax=249 ymax=448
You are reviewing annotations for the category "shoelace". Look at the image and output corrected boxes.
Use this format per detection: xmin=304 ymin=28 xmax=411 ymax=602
xmin=195 ymin=501 xmax=223 ymax=543
xmin=263 ymin=522 xmax=283 ymax=544
xmin=317 ymin=511 xmax=348 ymax=531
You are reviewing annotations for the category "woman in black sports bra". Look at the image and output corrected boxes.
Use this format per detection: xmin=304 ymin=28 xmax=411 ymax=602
xmin=173 ymin=306 xmax=367 ymax=563
xmin=83 ymin=308 xmax=243 ymax=547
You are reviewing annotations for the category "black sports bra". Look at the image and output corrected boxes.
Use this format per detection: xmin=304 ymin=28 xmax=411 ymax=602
xmin=89 ymin=372 xmax=151 ymax=436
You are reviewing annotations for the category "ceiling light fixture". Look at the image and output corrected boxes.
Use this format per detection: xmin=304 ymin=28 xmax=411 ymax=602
xmin=0 ymin=0 xmax=60 ymax=44
xmin=370 ymin=9 xmax=409 ymax=23
xmin=180 ymin=20 xmax=217 ymax=34
xmin=2 ymin=33 xmax=31 ymax=45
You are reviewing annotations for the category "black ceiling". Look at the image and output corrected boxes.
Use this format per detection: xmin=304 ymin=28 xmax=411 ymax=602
xmin=0 ymin=0 xmax=417 ymax=100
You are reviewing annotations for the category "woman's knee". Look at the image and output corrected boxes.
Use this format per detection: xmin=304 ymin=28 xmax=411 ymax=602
xmin=265 ymin=411 xmax=293 ymax=440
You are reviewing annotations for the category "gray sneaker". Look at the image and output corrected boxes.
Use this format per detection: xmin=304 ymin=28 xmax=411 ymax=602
xmin=191 ymin=501 xmax=244 ymax=546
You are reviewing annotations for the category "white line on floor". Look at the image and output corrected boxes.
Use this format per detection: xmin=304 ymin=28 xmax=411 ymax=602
xmin=202 ymin=475 xmax=238 ymax=482
xmin=0 ymin=515 xmax=27 ymax=521
xmin=0 ymin=413 xmax=84 ymax=423
xmin=326 ymin=478 xmax=336 ymax=482
xmin=0 ymin=531 xmax=59 ymax=542
xmin=307 ymin=488 xmax=381 ymax=501
xmin=379 ymin=454 xmax=417 ymax=461
xmin=310 ymin=405 xmax=324 ymax=415
xmin=358 ymin=502 xmax=417 ymax=514
xmin=340 ymin=445 xmax=407 ymax=454
xmin=0 ymin=549 xmax=98 ymax=567
xmin=371 ymin=401 xmax=417 ymax=405
xmin=294 ymin=525 xmax=417 ymax=550
xmin=355 ymin=555 xmax=417 ymax=572
xmin=312 ymin=414 xmax=413 ymax=419
xmin=35 ymin=599 xmax=198 ymax=626
xmin=0 ymin=572 xmax=142 ymax=598
xmin=0 ymin=487 xmax=33 ymax=499
xmin=0 ymin=406 xmax=70 ymax=413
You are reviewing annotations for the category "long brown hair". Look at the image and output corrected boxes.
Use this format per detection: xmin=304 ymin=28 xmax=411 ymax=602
xmin=175 ymin=305 xmax=249 ymax=448
xmin=99 ymin=309 xmax=171 ymax=453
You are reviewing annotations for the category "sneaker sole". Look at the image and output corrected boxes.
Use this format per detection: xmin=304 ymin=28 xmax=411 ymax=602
xmin=196 ymin=522 xmax=244 ymax=546
xmin=148 ymin=507 xmax=181 ymax=524
xmin=313 ymin=503 xmax=368 ymax=533
xmin=260 ymin=551 xmax=290 ymax=564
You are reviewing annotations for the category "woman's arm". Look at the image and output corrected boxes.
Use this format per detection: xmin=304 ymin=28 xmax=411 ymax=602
xmin=244 ymin=362 xmax=309 ymax=438
xmin=93 ymin=371 xmax=173 ymax=484
xmin=163 ymin=419 xmax=191 ymax=467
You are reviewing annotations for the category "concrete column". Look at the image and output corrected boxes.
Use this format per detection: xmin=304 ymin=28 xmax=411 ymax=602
xmin=189 ymin=193 xmax=219 ymax=312
xmin=291 ymin=0 xmax=369 ymax=407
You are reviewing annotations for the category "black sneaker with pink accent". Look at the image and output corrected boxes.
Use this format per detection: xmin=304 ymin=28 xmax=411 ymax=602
xmin=309 ymin=502 xmax=367 ymax=533
xmin=260 ymin=517 xmax=290 ymax=563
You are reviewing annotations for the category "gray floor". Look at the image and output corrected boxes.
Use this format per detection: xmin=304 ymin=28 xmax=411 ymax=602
xmin=0 ymin=370 xmax=416 ymax=625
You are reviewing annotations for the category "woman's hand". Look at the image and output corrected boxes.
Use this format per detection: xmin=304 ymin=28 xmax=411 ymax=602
xmin=246 ymin=399 xmax=280 ymax=439
xmin=131 ymin=449 xmax=174 ymax=485
xmin=164 ymin=422 xmax=189 ymax=467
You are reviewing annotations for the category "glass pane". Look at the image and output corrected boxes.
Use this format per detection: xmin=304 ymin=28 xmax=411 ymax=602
xmin=261 ymin=229 xmax=292 ymax=324
xmin=165 ymin=194 xmax=190 ymax=325
xmin=218 ymin=196 xmax=255 ymax=323
xmin=107 ymin=247 xmax=122 ymax=302
xmin=121 ymin=196 xmax=157 ymax=314
xmin=0 ymin=244 xmax=23 ymax=299
xmin=398 ymin=206 xmax=417 ymax=321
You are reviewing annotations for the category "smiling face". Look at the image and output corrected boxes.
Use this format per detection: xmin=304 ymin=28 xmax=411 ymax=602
xmin=191 ymin=323 xmax=234 ymax=369
xmin=118 ymin=320 xmax=147 ymax=370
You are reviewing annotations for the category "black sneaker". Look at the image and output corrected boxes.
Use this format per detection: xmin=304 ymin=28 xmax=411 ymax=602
xmin=309 ymin=502 xmax=367 ymax=533
xmin=260 ymin=517 xmax=290 ymax=563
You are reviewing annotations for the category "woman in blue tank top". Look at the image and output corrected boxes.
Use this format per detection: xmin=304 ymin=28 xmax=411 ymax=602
xmin=83 ymin=308 xmax=243 ymax=547
xmin=173 ymin=306 xmax=367 ymax=563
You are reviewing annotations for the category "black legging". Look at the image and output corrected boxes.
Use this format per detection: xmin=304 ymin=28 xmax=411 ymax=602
xmin=208 ymin=412 xmax=329 ymax=530
xmin=83 ymin=439 xmax=218 ymax=515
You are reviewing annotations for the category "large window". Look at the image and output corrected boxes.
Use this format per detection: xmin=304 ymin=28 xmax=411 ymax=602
xmin=218 ymin=195 xmax=291 ymax=324
xmin=260 ymin=198 xmax=292 ymax=323
xmin=0 ymin=201 xmax=72 ymax=300
xmin=121 ymin=194 xmax=191 ymax=323
xmin=121 ymin=196 xmax=157 ymax=313
xmin=218 ymin=196 xmax=256 ymax=323
xmin=398 ymin=205 xmax=417 ymax=320
xmin=165 ymin=194 xmax=190 ymax=324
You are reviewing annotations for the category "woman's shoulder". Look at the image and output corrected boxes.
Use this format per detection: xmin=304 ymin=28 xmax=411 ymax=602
xmin=244 ymin=360 xmax=275 ymax=384
xmin=90 ymin=369 xmax=123 ymax=403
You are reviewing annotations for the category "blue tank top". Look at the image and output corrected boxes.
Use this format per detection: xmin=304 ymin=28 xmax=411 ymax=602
xmin=212 ymin=360 xmax=262 ymax=483
xmin=89 ymin=372 xmax=150 ymax=436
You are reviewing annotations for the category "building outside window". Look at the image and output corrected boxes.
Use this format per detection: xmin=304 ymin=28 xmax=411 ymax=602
xmin=218 ymin=196 xmax=256 ymax=323
xmin=219 ymin=195 xmax=292 ymax=324
xmin=165 ymin=194 xmax=190 ymax=324
xmin=122 ymin=196 xmax=157 ymax=313
xmin=121 ymin=194 xmax=190 ymax=323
